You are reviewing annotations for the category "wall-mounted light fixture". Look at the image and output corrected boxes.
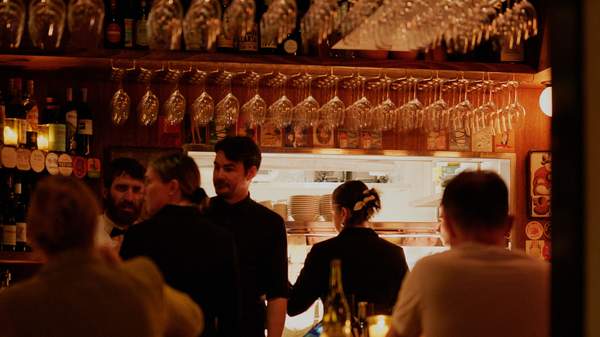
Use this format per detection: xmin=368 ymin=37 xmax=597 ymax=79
xmin=539 ymin=81 xmax=552 ymax=117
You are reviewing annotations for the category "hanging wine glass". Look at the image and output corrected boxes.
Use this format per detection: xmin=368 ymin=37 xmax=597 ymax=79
xmin=110 ymin=64 xmax=133 ymax=126
xmin=190 ymin=70 xmax=215 ymax=127
xmin=162 ymin=67 xmax=186 ymax=126
xmin=136 ymin=66 xmax=160 ymax=126
xmin=215 ymin=72 xmax=240 ymax=128
xmin=28 ymin=0 xmax=66 ymax=50
xmin=241 ymin=73 xmax=267 ymax=128
xmin=321 ymin=76 xmax=345 ymax=129
xmin=67 ymin=0 xmax=104 ymax=48
xmin=0 ymin=0 xmax=25 ymax=49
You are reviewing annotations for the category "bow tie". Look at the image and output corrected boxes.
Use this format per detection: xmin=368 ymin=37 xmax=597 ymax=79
xmin=110 ymin=227 xmax=127 ymax=237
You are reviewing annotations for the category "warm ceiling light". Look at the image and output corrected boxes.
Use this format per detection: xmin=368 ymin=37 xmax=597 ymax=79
xmin=539 ymin=85 xmax=552 ymax=117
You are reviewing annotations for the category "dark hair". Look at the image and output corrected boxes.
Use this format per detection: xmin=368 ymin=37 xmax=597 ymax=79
xmin=441 ymin=170 xmax=509 ymax=231
xmin=332 ymin=180 xmax=381 ymax=227
xmin=28 ymin=176 xmax=100 ymax=255
xmin=149 ymin=153 xmax=207 ymax=206
xmin=103 ymin=157 xmax=145 ymax=189
xmin=214 ymin=136 xmax=262 ymax=172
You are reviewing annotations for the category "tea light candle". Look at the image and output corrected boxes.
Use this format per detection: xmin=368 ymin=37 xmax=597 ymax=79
xmin=4 ymin=119 xmax=19 ymax=146
xmin=367 ymin=315 xmax=392 ymax=337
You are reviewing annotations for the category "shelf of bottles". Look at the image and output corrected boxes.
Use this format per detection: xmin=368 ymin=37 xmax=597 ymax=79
xmin=0 ymin=77 xmax=100 ymax=261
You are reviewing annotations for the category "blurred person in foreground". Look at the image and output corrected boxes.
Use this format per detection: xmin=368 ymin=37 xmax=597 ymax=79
xmin=120 ymin=153 xmax=241 ymax=337
xmin=288 ymin=180 xmax=409 ymax=316
xmin=206 ymin=136 xmax=288 ymax=337
xmin=387 ymin=170 xmax=549 ymax=337
xmin=0 ymin=176 xmax=203 ymax=337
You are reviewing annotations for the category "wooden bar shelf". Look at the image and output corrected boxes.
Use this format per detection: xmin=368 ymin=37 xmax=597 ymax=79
xmin=0 ymin=252 xmax=44 ymax=265
xmin=0 ymin=50 xmax=540 ymax=83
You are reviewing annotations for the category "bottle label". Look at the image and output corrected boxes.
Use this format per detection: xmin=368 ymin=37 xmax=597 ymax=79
xmin=45 ymin=152 xmax=59 ymax=175
xmin=107 ymin=23 xmax=122 ymax=44
xmin=58 ymin=153 xmax=73 ymax=176
xmin=217 ymin=33 xmax=235 ymax=49
xmin=284 ymin=39 xmax=298 ymax=54
xmin=136 ymin=19 xmax=148 ymax=46
xmin=26 ymin=105 xmax=38 ymax=131
xmin=1 ymin=146 xmax=17 ymax=168
xmin=261 ymin=34 xmax=277 ymax=49
xmin=48 ymin=124 xmax=66 ymax=152
xmin=16 ymin=148 xmax=31 ymax=171
xmin=30 ymin=150 xmax=45 ymax=173
xmin=78 ymin=119 xmax=93 ymax=136
xmin=16 ymin=223 xmax=26 ymax=243
xmin=239 ymin=24 xmax=258 ymax=51
xmin=66 ymin=110 xmax=77 ymax=128
xmin=124 ymin=18 xmax=134 ymax=47
xmin=2 ymin=225 xmax=16 ymax=246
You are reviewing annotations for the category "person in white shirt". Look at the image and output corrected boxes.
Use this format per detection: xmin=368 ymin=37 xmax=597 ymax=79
xmin=387 ymin=170 xmax=550 ymax=337
xmin=96 ymin=158 xmax=145 ymax=249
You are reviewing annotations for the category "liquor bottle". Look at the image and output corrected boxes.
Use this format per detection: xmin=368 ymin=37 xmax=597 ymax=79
xmin=6 ymin=78 xmax=27 ymax=147
xmin=258 ymin=0 xmax=277 ymax=54
xmin=23 ymin=80 xmax=39 ymax=149
xmin=135 ymin=0 xmax=149 ymax=49
xmin=278 ymin=0 xmax=306 ymax=56
xmin=2 ymin=176 xmax=16 ymax=252
xmin=238 ymin=2 xmax=259 ymax=53
xmin=123 ymin=0 xmax=136 ymax=48
xmin=14 ymin=179 xmax=27 ymax=252
xmin=76 ymin=88 xmax=93 ymax=156
xmin=105 ymin=0 xmax=123 ymax=48
xmin=64 ymin=88 xmax=78 ymax=154
xmin=217 ymin=0 xmax=236 ymax=52
xmin=322 ymin=259 xmax=353 ymax=337
xmin=44 ymin=97 xmax=66 ymax=152
xmin=0 ymin=89 xmax=5 ymax=145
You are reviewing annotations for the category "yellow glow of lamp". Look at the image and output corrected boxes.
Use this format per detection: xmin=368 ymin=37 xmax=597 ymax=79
xmin=539 ymin=86 xmax=552 ymax=117
xmin=4 ymin=118 xmax=19 ymax=146
xmin=37 ymin=124 xmax=49 ymax=150
xmin=367 ymin=315 xmax=392 ymax=337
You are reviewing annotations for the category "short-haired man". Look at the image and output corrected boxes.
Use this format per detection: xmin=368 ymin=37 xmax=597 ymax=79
xmin=100 ymin=157 xmax=145 ymax=238
xmin=387 ymin=170 xmax=549 ymax=337
xmin=207 ymin=136 xmax=288 ymax=337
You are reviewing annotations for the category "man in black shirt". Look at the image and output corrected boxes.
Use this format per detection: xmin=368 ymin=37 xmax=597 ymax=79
xmin=207 ymin=136 xmax=288 ymax=337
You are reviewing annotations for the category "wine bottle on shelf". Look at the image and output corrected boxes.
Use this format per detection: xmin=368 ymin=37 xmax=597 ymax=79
xmin=258 ymin=0 xmax=277 ymax=54
xmin=217 ymin=0 xmax=236 ymax=52
xmin=0 ymin=89 xmax=5 ymax=145
xmin=2 ymin=176 xmax=16 ymax=252
xmin=322 ymin=259 xmax=353 ymax=337
xmin=22 ymin=80 xmax=39 ymax=150
xmin=76 ymin=88 xmax=93 ymax=156
xmin=123 ymin=0 xmax=136 ymax=48
xmin=105 ymin=0 xmax=123 ymax=48
xmin=135 ymin=0 xmax=149 ymax=49
xmin=238 ymin=0 xmax=259 ymax=54
xmin=44 ymin=97 xmax=66 ymax=152
xmin=6 ymin=78 xmax=27 ymax=147
xmin=14 ymin=179 xmax=27 ymax=252
xmin=64 ymin=88 xmax=78 ymax=154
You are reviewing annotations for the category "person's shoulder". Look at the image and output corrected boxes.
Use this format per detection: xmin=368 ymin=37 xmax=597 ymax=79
xmin=122 ymin=256 xmax=164 ymax=288
xmin=248 ymin=199 xmax=286 ymax=227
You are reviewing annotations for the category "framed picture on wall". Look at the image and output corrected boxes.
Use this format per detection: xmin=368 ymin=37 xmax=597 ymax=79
xmin=528 ymin=151 xmax=552 ymax=218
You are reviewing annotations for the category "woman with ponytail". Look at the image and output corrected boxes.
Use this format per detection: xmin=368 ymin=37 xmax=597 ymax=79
xmin=288 ymin=180 xmax=409 ymax=316
xmin=121 ymin=153 xmax=241 ymax=337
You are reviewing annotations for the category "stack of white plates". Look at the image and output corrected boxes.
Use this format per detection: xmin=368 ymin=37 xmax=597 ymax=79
xmin=289 ymin=195 xmax=320 ymax=222
xmin=320 ymin=194 xmax=333 ymax=221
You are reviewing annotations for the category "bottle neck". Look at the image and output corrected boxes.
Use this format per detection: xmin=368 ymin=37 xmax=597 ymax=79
xmin=329 ymin=261 xmax=344 ymax=293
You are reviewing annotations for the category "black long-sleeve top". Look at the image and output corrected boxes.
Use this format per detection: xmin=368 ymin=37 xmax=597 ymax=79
xmin=120 ymin=205 xmax=242 ymax=337
xmin=206 ymin=195 xmax=289 ymax=337
xmin=288 ymin=227 xmax=409 ymax=316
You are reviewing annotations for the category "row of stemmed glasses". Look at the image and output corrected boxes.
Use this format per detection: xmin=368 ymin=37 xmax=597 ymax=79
xmin=291 ymin=74 xmax=321 ymax=129
xmin=318 ymin=74 xmax=346 ymax=130
xmin=240 ymin=72 xmax=269 ymax=129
